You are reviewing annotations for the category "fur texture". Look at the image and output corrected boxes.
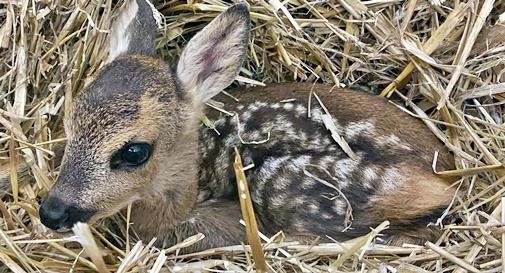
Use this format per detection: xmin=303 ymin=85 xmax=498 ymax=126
xmin=22 ymin=2 xmax=459 ymax=252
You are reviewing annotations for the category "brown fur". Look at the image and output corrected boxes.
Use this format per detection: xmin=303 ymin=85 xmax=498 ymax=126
xmin=159 ymin=200 xmax=245 ymax=252
xmin=365 ymin=165 xmax=455 ymax=244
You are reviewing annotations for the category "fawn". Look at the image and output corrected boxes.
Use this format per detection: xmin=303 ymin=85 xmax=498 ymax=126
xmin=32 ymin=0 xmax=457 ymax=251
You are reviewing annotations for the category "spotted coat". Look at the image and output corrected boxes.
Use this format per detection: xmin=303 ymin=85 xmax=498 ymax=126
xmin=197 ymin=83 xmax=455 ymax=244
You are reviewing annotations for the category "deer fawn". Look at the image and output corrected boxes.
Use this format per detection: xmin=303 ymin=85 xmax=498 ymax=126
xmin=33 ymin=0 xmax=457 ymax=251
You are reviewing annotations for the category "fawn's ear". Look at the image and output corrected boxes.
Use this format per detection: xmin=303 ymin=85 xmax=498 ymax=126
xmin=176 ymin=4 xmax=250 ymax=105
xmin=107 ymin=0 xmax=162 ymax=63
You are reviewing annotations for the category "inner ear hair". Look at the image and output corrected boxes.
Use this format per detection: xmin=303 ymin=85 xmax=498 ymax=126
xmin=176 ymin=3 xmax=251 ymax=106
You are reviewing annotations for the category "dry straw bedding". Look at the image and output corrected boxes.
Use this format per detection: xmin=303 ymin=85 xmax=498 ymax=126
xmin=0 ymin=0 xmax=505 ymax=272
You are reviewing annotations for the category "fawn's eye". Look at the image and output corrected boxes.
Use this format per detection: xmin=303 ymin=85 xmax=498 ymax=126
xmin=111 ymin=142 xmax=152 ymax=169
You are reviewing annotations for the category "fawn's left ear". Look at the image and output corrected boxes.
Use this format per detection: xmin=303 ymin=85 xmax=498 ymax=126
xmin=107 ymin=0 xmax=162 ymax=63
xmin=176 ymin=4 xmax=251 ymax=105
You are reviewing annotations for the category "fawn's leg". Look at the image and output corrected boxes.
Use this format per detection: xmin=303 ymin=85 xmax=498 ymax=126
xmin=160 ymin=199 xmax=246 ymax=252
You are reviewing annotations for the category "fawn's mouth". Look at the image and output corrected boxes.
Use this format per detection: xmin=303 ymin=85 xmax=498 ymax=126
xmin=86 ymin=200 xmax=137 ymax=226
xmin=51 ymin=213 xmax=102 ymax=234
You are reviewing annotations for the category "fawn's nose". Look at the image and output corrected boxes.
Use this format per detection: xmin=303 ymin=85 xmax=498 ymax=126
xmin=39 ymin=197 xmax=94 ymax=231
xmin=39 ymin=197 xmax=69 ymax=230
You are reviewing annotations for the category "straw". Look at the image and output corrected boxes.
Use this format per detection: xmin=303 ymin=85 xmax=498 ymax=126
xmin=1 ymin=0 xmax=505 ymax=271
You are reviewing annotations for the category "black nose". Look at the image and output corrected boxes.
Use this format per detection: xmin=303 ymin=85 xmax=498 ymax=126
xmin=39 ymin=197 xmax=94 ymax=231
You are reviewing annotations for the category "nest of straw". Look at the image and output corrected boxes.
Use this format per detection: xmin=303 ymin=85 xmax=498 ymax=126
xmin=1 ymin=0 xmax=505 ymax=272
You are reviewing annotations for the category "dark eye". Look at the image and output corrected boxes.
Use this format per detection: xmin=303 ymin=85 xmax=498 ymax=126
xmin=110 ymin=142 xmax=152 ymax=169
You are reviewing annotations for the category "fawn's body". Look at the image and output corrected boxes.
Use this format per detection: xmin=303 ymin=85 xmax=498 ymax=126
xmin=169 ymin=83 xmax=455 ymax=250
xmin=27 ymin=1 xmax=456 ymax=251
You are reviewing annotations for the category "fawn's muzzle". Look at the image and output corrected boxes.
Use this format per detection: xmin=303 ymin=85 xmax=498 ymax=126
xmin=39 ymin=196 xmax=95 ymax=231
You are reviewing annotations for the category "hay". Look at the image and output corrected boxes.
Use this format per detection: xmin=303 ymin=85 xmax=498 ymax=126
xmin=1 ymin=0 xmax=505 ymax=271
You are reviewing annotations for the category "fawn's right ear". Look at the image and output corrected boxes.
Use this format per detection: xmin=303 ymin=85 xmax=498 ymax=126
xmin=107 ymin=0 xmax=162 ymax=63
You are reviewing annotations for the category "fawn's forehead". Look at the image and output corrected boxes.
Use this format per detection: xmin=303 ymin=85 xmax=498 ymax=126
xmin=79 ymin=55 xmax=182 ymax=105
xmin=66 ymin=55 xmax=184 ymax=147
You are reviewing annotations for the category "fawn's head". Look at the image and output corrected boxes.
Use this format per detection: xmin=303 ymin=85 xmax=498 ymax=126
xmin=39 ymin=0 xmax=250 ymax=231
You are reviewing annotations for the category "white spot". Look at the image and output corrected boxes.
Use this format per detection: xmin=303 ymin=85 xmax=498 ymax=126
xmin=384 ymin=134 xmax=401 ymax=144
xmin=258 ymin=156 xmax=291 ymax=181
xmin=293 ymin=197 xmax=305 ymax=205
xmin=382 ymin=167 xmax=403 ymax=191
xmin=308 ymin=203 xmax=319 ymax=214
xmin=333 ymin=199 xmax=347 ymax=214
xmin=330 ymin=157 xmax=360 ymax=188
xmin=307 ymin=138 xmax=326 ymax=150
xmin=282 ymin=103 xmax=294 ymax=110
xmin=202 ymin=135 xmax=215 ymax=151
xmin=247 ymin=101 xmax=268 ymax=112
xmin=273 ymin=176 xmax=291 ymax=190
xmin=199 ymin=167 xmax=209 ymax=178
xmin=319 ymin=155 xmax=334 ymax=168
xmin=257 ymin=102 xmax=268 ymax=108
xmin=321 ymin=213 xmax=334 ymax=220
xmin=241 ymin=110 xmax=252 ymax=120
xmin=310 ymin=108 xmax=324 ymax=122
xmin=270 ymin=193 xmax=288 ymax=208
xmin=213 ymin=117 xmax=226 ymax=127
xmin=297 ymin=131 xmax=308 ymax=143
xmin=246 ymin=105 xmax=258 ymax=114
xmin=334 ymin=157 xmax=359 ymax=178
xmin=301 ymin=178 xmax=316 ymax=189
xmin=223 ymin=137 xmax=234 ymax=147
xmin=363 ymin=167 xmax=379 ymax=181
xmin=377 ymin=134 xmax=412 ymax=151
xmin=288 ymin=155 xmax=311 ymax=171
xmin=295 ymin=104 xmax=307 ymax=115
xmin=197 ymin=190 xmax=211 ymax=203
xmin=345 ymin=120 xmax=375 ymax=138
